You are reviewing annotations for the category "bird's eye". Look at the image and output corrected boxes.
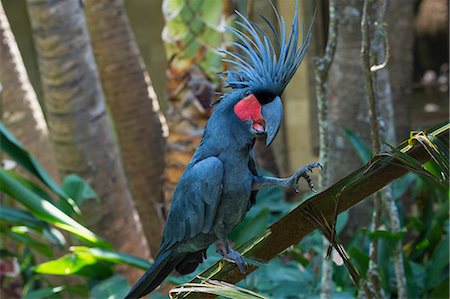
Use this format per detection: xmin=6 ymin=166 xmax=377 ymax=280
xmin=244 ymin=90 xmax=250 ymax=97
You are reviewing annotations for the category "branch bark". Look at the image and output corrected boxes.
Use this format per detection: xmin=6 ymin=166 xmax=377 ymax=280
xmin=186 ymin=124 xmax=448 ymax=296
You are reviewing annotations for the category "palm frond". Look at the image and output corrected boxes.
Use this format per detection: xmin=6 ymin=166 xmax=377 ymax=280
xmin=169 ymin=278 xmax=268 ymax=299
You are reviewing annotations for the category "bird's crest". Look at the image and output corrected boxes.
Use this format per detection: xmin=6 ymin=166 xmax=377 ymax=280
xmin=220 ymin=1 xmax=314 ymax=98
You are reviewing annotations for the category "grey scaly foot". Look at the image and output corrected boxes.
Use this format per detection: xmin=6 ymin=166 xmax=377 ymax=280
xmin=291 ymin=162 xmax=323 ymax=193
xmin=217 ymin=247 xmax=247 ymax=274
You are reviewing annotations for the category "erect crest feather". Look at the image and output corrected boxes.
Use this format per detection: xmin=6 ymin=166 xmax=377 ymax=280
xmin=220 ymin=1 xmax=314 ymax=97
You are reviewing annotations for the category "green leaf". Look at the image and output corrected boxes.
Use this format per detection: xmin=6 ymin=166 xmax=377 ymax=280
xmin=387 ymin=143 xmax=445 ymax=186
xmin=34 ymin=252 xmax=112 ymax=279
xmin=430 ymin=277 xmax=450 ymax=298
xmin=1 ymin=228 xmax=53 ymax=257
xmin=0 ymin=205 xmax=47 ymax=230
xmin=425 ymin=221 xmax=449 ymax=289
xmin=89 ymin=275 xmax=130 ymax=299
xmin=0 ymin=123 xmax=80 ymax=216
xmin=70 ymin=246 xmax=151 ymax=270
xmin=0 ymin=205 xmax=66 ymax=248
xmin=5 ymin=170 xmax=55 ymax=203
xmin=344 ymin=129 xmax=372 ymax=163
xmin=23 ymin=286 xmax=64 ymax=299
xmin=348 ymin=247 xmax=369 ymax=276
xmin=62 ymin=174 xmax=99 ymax=206
xmin=0 ymin=169 xmax=108 ymax=247
xmin=367 ymin=229 xmax=406 ymax=241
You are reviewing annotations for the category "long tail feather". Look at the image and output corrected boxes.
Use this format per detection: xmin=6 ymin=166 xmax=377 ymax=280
xmin=124 ymin=250 xmax=174 ymax=299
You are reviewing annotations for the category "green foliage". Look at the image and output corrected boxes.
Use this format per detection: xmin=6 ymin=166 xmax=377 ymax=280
xmin=2 ymin=120 xmax=448 ymax=299
xmin=89 ymin=275 xmax=130 ymax=299
xmin=0 ymin=123 xmax=80 ymax=216
xmin=0 ymin=125 xmax=146 ymax=298
xmin=341 ymin=128 xmax=450 ymax=298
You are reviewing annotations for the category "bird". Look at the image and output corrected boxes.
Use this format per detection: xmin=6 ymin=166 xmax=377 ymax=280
xmin=125 ymin=1 xmax=319 ymax=298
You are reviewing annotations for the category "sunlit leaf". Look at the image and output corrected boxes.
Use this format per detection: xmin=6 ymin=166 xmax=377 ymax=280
xmin=33 ymin=252 xmax=112 ymax=278
xmin=0 ymin=206 xmax=66 ymax=248
xmin=0 ymin=123 xmax=80 ymax=216
xmin=70 ymin=246 xmax=151 ymax=270
xmin=0 ymin=169 xmax=108 ymax=247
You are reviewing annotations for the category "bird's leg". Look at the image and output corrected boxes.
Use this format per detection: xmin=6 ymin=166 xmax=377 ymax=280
xmin=252 ymin=162 xmax=322 ymax=192
xmin=216 ymin=222 xmax=247 ymax=274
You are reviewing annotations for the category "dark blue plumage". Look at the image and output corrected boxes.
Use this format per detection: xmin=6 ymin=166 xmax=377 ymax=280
xmin=125 ymin=2 xmax=318 ymax=298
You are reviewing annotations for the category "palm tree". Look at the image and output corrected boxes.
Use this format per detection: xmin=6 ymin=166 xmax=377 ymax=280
xmin=26 ymin=0 xmax=149 ymax=282
xmin=84 ymin=0 xmax=168 ymax=256
xmin=0 ymin=2 xmax=57 ymax=178
xmin=162 ymin=0 xmax=226 ymax=206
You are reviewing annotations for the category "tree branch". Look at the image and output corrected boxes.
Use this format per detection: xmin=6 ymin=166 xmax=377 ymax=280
xmin=187 ymin=124 xmax=448 ymax=297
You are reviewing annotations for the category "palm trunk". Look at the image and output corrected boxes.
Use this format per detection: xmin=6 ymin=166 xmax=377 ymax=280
xmin=26 ymin=0 xmax=149 ymax=282
xmin=84 ymin=0 xmax=168 ymax=257
xmin=0 ymin=2 xmax=56 ymax=178
xmin=162 ymin=0 xmax=225 ymax=208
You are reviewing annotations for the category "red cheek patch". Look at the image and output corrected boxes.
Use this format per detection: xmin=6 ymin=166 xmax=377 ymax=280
xmin=234 ymin=94 xmax=264 ymax=129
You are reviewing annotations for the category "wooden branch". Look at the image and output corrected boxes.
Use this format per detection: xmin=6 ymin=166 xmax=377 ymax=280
xmin=187 ymin=124 xmax=449 ymax=296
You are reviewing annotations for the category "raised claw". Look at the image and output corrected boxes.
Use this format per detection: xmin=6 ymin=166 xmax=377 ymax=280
xmin=292 ymin=162 xmax=322 ymax=192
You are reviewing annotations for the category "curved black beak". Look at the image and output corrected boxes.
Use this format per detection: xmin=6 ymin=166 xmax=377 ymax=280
xmin=261 ymin=96 xmax=283 ymax=147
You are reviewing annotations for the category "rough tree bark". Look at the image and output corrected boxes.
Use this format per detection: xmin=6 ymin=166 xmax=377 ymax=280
xmin=0 ymin=2 xmax=56 ymax=178
xmin=84 ymin=0 xmax=168 ymax=257
xmin=162 ymin=0 xmax=225 ymax=208
xmin=26 ymin=0 xmax=149 ymax=282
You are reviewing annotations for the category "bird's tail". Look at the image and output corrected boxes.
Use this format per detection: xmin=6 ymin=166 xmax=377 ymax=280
xmin=124 ymin=250 xmax=175 ymax=299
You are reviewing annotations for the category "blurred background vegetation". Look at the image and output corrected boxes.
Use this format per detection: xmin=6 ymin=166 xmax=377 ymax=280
xmin=0 ymin=0 xmax=448 ymax=298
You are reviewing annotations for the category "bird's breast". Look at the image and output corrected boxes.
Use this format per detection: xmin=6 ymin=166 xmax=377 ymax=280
xmin=214 ymin=156 xmax=254 ymax=232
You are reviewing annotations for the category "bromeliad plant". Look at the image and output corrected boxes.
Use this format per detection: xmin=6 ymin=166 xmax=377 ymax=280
xmin=0 ymin=124 xmax=151 ymax=298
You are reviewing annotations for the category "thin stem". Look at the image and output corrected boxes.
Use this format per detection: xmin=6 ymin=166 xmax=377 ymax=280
xmin=370 ymin=0 xmax=389 ymax=72
xmin=372 ymin=2 xmax=407 ymax=296
xmin=314 ymin=1 xmax=338 ymax=298
xmin=362 ymin=1 xmax=407 ymax=298
xmin=361 ymin=0 xmax=384 ymax=298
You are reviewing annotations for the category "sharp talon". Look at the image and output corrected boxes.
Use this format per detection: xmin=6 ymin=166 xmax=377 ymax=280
xmin=221 ymin=248 xmax=247 ymax=275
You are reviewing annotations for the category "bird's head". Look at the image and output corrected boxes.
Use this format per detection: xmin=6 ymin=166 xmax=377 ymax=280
xmin=217 ymin=1 xmax=313 ymax=147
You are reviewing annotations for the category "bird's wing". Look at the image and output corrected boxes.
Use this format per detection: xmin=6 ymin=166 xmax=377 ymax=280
xmin=159 ymin=157 xmax=224 ymax=252
xmin=248 ymin=146 xmax=258 ymax=209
